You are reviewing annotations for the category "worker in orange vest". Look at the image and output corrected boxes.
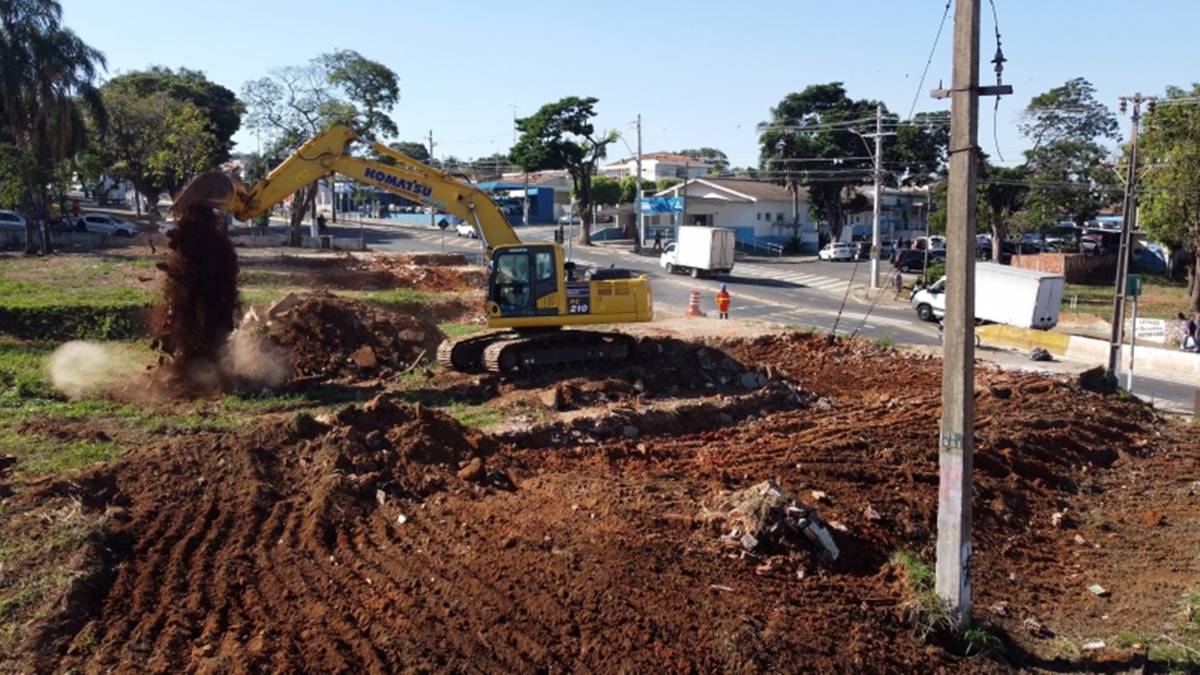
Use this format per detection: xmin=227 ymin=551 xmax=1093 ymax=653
xmin=715 ymin=283 xmax=731 ymax=319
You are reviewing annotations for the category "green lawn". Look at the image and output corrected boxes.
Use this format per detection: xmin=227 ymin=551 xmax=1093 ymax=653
xmin=1063 ymin=276 xmax=1190 ymax=323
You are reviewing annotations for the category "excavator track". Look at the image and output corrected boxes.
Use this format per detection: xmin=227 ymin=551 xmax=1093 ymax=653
xmin=436 ymin=330 xmax=517 ymax=372
xmin=481 ymin=330 xmax=636 ymax=377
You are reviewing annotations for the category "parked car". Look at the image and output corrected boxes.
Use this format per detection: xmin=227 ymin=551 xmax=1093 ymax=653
xmin=557 ymin=214 xmax=582 ymax=225
xmin=818 ymin=242 xmax=855 ymax=261
xmin=0 ymin=210 xmax=25 ymax=229
xmin=76 ymin=213 xmax=137 ymax=236
xmin=893 ymin=249 xmax=945 ymax=273
xmin=455 ymin=222 xmax=478 ymax=238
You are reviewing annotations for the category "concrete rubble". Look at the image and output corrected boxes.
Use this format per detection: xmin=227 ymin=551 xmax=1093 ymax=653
xmin=702 ymin=480 xmax=840 ymax=564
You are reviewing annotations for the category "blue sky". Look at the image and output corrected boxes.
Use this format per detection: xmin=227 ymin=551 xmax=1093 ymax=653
xmin=61 ymin=0 xmax=1199 ymax=169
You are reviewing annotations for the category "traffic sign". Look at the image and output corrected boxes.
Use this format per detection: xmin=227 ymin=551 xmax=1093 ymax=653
xmin=1126 ymin=274 xmax=1142 ymax=297
xmin=437 ymin=218 xmax=449 ymax=230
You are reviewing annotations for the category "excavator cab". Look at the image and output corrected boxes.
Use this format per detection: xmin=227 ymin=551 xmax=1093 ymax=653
xmin=488 ymin=245 xmax=560 ymax=318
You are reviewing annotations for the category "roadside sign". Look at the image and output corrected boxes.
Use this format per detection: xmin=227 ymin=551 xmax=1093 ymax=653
xmin=1134 ymin=317 xmax=1166 ymax=341
xmin=637 ymin=197 xmax=683 ymax=214
xmin=437 ymin=218 xmax=449 ymax=230
xmin=1126 ymin=274 xmax=1142 ymax=297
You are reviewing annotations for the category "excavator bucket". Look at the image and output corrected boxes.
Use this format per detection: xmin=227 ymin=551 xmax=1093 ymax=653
xmin=171 ymin=171 xmax=247 ymax=218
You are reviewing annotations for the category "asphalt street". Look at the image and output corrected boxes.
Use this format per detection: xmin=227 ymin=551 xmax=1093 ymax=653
xmin=282 ymin=216 xmax=1199 ymax=415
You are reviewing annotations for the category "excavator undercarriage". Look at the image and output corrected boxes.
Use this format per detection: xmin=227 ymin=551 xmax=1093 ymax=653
xmin=436 ymin=329 xmax=636 ymax=377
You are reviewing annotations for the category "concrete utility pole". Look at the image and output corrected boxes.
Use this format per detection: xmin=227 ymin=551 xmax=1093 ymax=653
xmin=636 ymin=113 xmax=644 ymax=251
xmin=428 ymin=129 xmax=436 ymax=230
xmin=935 ymin=0 xmax=981 ymax=625
xmin=1107 ymin=93 xmax=1151 ymax=383
xmin=865 ymin=104 xmax=895 ymax=288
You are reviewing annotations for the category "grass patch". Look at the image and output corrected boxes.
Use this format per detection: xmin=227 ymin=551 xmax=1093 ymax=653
xmin=0 ymin=339 xmax=56 ymax=402
xmin=439 ymin=323 xmax=487 ymax=339
xmin=961 ymin=625 xmax=1003 ymax=658
xmin=440 ymin=402 xmax=503 ymax=430
xmin=874 ymin=336 xmax=896 ymax=349
xmin=355 ymin=288 xmax=444 ymax=309
xmin=891 ymin=549 xmax=934 ymax=591
xmin=0 ymin=431 xmax=121 ymax=477
xmin=1063 ymin=276 xmax=1190 ymax=322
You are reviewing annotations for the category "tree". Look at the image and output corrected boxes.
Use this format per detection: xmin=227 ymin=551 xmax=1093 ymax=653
xmin=657 ymin=176 xmax=681 ymax=191
xmin=510 ymin=96 xmax=616 ymax=245
xmin=385 ymin=141 xmax=429 ymax=163
xmin=619 ymin=175 xmax=655 ymax=203
xmin=243 ymin=51 xmax=399 ymax=245
xmin=980 ymin=163 xmax=1028 ymax=261
xmin=890 ymin=111 xmax=949 ymax=186
xmin=759 ymin=84 xmax=949 ymax=241
xmin=100 ymin=67 xmax=242 ymax=162
xmin=679 ymin=147 xmax=729 ymax=174
xmin=1139 ymin=84 xmax=1200 ymax=308
xmin=1018 ymin=78 xmax=1121 ymax=229
xmin=96 ymin=80 xmax=221 ymax=221
xmin=591 ymin=176 xmax=621 ymax=206
xmin=0 ymin=0 xmax=105 ymax=253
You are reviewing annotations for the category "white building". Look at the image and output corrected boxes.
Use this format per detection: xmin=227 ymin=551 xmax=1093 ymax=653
xmin=601 ymin=153 xmax=710 ymax=181
xmin=842 ymin=186 xmax=930 ymax=243
xmin=651 ymin=178 xmax=819 ymax=251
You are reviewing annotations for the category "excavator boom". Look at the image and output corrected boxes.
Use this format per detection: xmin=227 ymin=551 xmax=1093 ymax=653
xmin=232 ymin=125 xmax=520 ymax=255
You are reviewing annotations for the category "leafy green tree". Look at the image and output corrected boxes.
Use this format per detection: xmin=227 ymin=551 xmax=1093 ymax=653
xmin=591 ymin=176 xmax=621 ymax=206
xmin=656 ymin=176 xmax=681 ymax=190
xmin=679 ymin=147 xmax=729 ymax=174
xmin=1139 ymin=84 xmax=1200 ymax=308
xmin=759 ymin=84 xmax=948 ymax=241
xmin=97 ymin=85 xmax=218 ymax=222
xmin=100 ymin=67 xmax=242 ymax=161
xmin=0 ymin=0 xmax=105 ymax=253
xmin=1018 ymin=78 xmax=1121 ymax=229
xmin=242 ymin=51 xmax=400 ymax=244
xmin=891 ymin=111 xmax=949 ymax=186
xmin=510 ymin=96 xmax=616 ymax=245
xmin=619 ymin=175 xmax=655 ymax=203
xmin=384 ymin=141 xmax=429 ymax=163
xmin=928 ymin=158 xmax=1026 ymax=260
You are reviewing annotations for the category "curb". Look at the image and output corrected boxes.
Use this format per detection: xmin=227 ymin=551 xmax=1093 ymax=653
xmin=978 ymin=324 xmax=1200 ymax=383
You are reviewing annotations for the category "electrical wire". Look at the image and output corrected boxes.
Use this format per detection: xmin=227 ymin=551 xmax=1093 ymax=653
xmin=987 ymin=0 xmax=1006 ymax=162
xmin=908 ymin=0 xmax=953 ymax=120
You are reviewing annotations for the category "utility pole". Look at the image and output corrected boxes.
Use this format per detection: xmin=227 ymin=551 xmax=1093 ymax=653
xmin=865 ymin=104 xmax=895 ymax=289
xmin=636 ymin=113 xmax=644 ymax=252
xmin=935 ymin=0 xmax=981 ymax=625
xmin=428 ymin=129 xmax=436 ymax=230
xmin=681 ymin=163 xmax=689 ymax=229
xmin=1107 ymin=93 xmax=1152 ymax=383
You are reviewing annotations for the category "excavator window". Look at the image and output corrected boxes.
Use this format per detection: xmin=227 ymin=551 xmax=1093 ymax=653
xmin=494 ymin=251 xmax=532 ymax=314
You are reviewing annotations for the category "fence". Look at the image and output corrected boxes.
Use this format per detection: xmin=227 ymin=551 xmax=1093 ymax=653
xmin=735 ymin=237 xmax=784 ymax=256
xmin=1010 ymin=253 xmax=1116 ymax=284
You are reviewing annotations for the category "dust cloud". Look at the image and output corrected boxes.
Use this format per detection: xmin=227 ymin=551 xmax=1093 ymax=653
xmin=48 ymin=341 xmax=130 ymax=399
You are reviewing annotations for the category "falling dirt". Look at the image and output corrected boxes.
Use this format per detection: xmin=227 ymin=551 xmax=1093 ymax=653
xmin=150 ymin=172 xmax=240 ymax=369
xmin=5 ymin=330 xmax=1195 ymax=672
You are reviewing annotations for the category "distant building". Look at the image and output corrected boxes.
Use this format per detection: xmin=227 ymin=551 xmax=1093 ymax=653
xmin=842 ymin=186 xmax=930 ymax=243
xmin=601 ymin=153 xmax=710 ymax=181
xmin=651 ymin=178 xmax=818 ymax=251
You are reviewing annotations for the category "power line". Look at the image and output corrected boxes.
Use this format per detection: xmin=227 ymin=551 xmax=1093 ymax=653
xmin=908 ymin=0 xmax=953 ymax=119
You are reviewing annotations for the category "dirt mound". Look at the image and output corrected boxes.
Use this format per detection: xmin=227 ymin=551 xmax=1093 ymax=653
xmin=266 ymin=292 xmax=444 ymax=380
xmin=15 ymin=395 xmax=503 ymax=672
xmin=369 ymin=254 xmax=486 ymax=291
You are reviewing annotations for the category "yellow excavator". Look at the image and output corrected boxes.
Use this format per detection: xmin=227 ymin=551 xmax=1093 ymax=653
xmin=187 ymin=124 xmax=653 ymax=376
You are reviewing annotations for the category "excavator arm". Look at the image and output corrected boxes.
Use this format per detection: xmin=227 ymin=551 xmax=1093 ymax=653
xmin=231 ymin=124 xmax=520 ymax=256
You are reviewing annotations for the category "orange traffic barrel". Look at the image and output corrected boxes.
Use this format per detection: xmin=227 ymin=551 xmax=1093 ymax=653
xmin=685 ymin=290 xmax=706 ymax=318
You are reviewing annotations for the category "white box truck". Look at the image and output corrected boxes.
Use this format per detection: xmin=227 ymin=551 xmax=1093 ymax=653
xmin=659 ymin=226 xmax=736 ymax=278
xmin=910 ymin=262 xmax=1065 ymax=329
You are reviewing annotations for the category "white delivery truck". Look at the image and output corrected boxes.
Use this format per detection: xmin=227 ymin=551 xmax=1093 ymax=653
xmin=659 ymin=226 xmax=736 ymax=278
xmin=910 ymin=262 xmax=1065 ymax=329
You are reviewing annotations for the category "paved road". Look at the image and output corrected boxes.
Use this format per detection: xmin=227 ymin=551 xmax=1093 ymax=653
xmin=297 ymin=217 xmax=1198 ymax=414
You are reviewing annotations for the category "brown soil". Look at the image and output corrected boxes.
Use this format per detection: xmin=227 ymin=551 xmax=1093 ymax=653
xmin=5 ymin=330 xmax=1195 ymax=672
xmin=368 ymin=254 xmax=486 ymax=292
xmin=266 ymin=292 xmax=445 ymax=381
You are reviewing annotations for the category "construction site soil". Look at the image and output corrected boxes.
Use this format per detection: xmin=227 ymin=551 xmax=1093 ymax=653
xmin=6 ymin=332 xmax=1196 ymax=673
xmin=265 ymin=292 xmax=445 ymax=381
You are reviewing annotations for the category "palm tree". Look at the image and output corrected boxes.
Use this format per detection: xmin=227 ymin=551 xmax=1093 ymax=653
xmin=0 ymin=0 xmax=104 ymax=253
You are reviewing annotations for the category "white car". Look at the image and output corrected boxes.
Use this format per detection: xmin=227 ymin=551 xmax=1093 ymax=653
xmin=0 ymin=210 xmax=25 ymax=229
xmin=77 ymin=213 xmax=137 ymax=236
xmin=455 ymin=222 xmax=477 ymax=238
xmin=818 ymin=242 xmax=855 ymax=261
